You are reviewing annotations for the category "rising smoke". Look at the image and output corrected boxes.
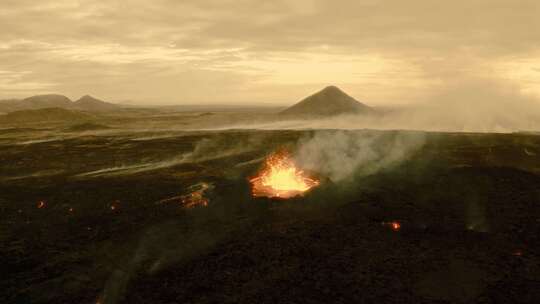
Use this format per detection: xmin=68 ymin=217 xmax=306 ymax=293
xmin=295 ymin=130 xmax=426 ymax=182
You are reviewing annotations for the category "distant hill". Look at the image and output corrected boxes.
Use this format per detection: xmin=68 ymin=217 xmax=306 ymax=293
xmin=0 ymin=94 xmax=72 ymax=112
xmin=0 ymin=108 xmax=95 ymax=124
xmin=0 ymin=94 xmax=120 ymax=113
xmin=281 ymin=86 xmax=374 ymax=117
xmin=23 ymin=94 xmax=73 ymax=108
xmin=73 ymin=95 xmax=119 ymax=112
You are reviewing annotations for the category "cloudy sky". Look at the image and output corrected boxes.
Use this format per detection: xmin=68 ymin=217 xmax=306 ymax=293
xmin=1 ymin=0 xmax=539 ymax=105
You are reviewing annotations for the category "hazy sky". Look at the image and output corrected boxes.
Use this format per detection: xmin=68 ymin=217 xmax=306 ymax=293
xmin=1 ymin=0 xmax=539 ymax=105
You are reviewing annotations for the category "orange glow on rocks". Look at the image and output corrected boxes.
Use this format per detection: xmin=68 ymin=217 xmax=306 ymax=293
xmin=382 ymin=221 xmax=402 ymax=231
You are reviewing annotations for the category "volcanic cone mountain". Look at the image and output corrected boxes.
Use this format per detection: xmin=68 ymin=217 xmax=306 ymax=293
xmin=281 ymin=86 xmax=374 ymax=116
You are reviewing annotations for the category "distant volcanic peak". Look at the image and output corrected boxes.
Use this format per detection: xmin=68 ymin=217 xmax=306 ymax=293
xmin=281 ymin=85 xmax=373 ymax=116
xmin=314 ymin=85 xmax=357 ymax=100
xmin=320 ymin=85 xmax=345 ymax=94
xmin=75 ymin=95 xmax=104 ymax=103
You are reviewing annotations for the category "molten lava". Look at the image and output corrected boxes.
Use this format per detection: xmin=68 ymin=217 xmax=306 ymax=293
xmin=156 ymin=182 xmax=212 ymax=209
xmin=250 ymin=151 xmax=319 ymax=199
xmin=382 ymin=221 xmax=402 ymax=231
xmin=181 ymin=186 xmax=209 ymax=208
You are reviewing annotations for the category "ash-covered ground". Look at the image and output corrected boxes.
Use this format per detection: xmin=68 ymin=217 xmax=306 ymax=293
xmin=1 ymin=128 xmax=540 ymax=303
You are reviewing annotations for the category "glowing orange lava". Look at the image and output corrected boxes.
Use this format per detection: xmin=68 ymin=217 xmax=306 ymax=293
xmin=250 ymin=151 xmax=320 ymax=199
xmin=382 ymin=221 xmax=401 ymax=231
xmin=181 ymin=188 xmax=209 ymax=208
xmin=110 ymin=201 xmax=119 ymax=211
xmin=156 ymin=182 xmax=212 ymax=209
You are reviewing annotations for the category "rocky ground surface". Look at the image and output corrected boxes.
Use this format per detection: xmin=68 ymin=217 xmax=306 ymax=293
xmin=1 ymin=129 xmax=539 ymax=303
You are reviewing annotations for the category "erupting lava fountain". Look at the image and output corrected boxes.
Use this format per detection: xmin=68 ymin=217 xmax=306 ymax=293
xmin=250 ymin=150 xmax=320 ymax=199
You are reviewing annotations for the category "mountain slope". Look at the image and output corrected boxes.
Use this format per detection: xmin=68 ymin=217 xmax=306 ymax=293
xmin=0 ymin=99 xmax=22 ymax=113
xmin=281 ymin=86 xmax=374 ymax=116
xmin=73 ymin=95 xmax=119 ymax=112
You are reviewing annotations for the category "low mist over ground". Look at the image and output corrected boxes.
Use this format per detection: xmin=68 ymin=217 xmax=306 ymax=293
xmin=2 ymin=83 xmax=540 ymax=133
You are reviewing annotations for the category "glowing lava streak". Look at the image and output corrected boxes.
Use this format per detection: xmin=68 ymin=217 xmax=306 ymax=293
xmin=250 ymin=151 xmax=319 ymax=199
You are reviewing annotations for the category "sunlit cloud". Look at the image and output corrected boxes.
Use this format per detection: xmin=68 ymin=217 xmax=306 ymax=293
xmin=0 ymin=0 xmax=539 ymax=105
xmin=494 ymin=54 xmax=540 ymax=97
xmin=0 ymin=70 xmax=57 ymax=94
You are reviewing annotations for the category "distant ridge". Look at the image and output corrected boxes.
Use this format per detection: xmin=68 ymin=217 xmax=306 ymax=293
xmin=0 ymin=94 xmax=119 ymax=113
xmin=281 ymin=86 xmax=374 ymax=116
xmin=23 ymin=94 xmax=73 ymax=108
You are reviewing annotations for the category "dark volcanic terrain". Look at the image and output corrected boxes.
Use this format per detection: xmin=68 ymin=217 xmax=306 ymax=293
xmin=1 ymin=128 xmax=540 ymax=304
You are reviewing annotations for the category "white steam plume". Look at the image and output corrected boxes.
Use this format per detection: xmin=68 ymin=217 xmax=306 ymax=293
xmin=295 ymin=130 xmax=426 ymax=182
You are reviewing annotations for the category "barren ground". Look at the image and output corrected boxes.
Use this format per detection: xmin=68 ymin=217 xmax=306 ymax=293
xmin=1 ymin=127 xmax=539 ymax=303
